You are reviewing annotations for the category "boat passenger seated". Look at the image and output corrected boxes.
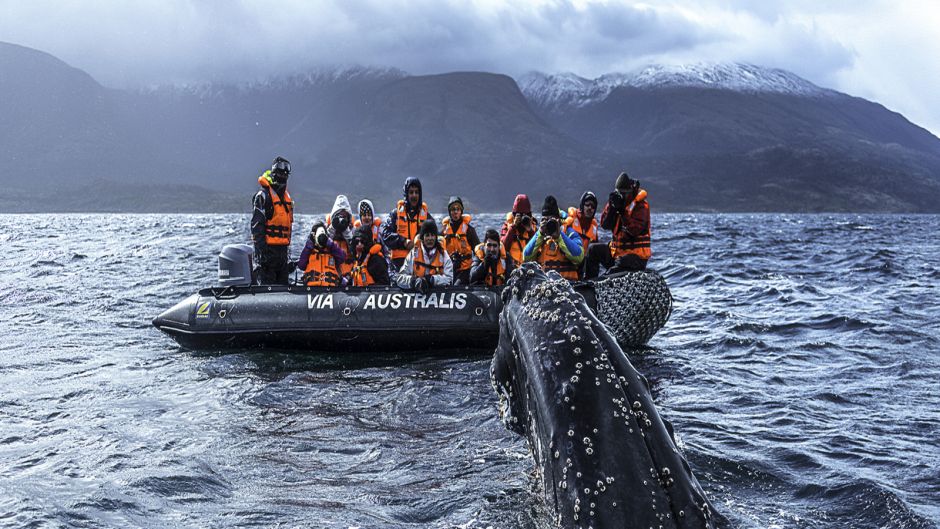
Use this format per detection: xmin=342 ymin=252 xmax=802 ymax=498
xmin=442 ymin=196 xmax=480 ymax=285
xmin=523 ymin=195 xmax=583 ymax=280
xmin=326 ymin=195 xmax=355 ymax=278
xmin=382 ymin=177 xmax=433 ymax=271
xmin=349 ymin=225 xmax=390 ymax=286
xmin=470 ymin=229 xmax=513 ymax=286
xmin=297 ymin=222 xmax=347 ymax=287
xmin=355 ymin=199 xmax=384 ymax=250
xmin=564 ymin=191 xmax=599 ymax=279
xmin=396 ymin=220 xmax=454 ymax=294
xmin=500 ymin=193 xmax=537 ymax=269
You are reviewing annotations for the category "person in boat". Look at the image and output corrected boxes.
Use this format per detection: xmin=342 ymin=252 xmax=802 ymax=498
xmin=326 ymin=195 xmax=355 ymax=279
xmin=382 ymin=177 xmax=433 ymax=272
xmin=470 ymin=229 xmax=513 ymax=286
xmin=584 ymin=172 xmax=651 ymax=278
xmin=500 ymin=193 xmax=537 ymax=269
xmin=297 ymin=221 xmax=347 ymax=287
xmin=441 ymin=196 xmax=481 ymax=285
xmin=251 ymin=156 xmax=294 ymax=285
xmin=396 ymin=220 xmax=454 ymax=294
xmin=354 ymin=199 xmax=383 ymax=249
xmin=564 ymin=191 xmax=599 ymax=279
xmin=523 ymin=195 xmax=583 ymax=280
xmin=349 ymin=225 xmax=390 ymax=286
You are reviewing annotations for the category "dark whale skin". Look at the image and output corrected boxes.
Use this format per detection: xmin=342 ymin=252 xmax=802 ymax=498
xmin=491 ymin=264 xmax=721 ymax=529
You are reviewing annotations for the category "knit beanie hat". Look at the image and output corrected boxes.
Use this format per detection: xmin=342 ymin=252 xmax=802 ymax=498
xmin=541 ymin=195 xmax=560 ymax=218
xmin=615 ymin=172 xmax=635 ymax=192
xmin=358 ymin=199 xmax=374 ymax=218
xmin=512 ymin=194 xmax=532 ymax=215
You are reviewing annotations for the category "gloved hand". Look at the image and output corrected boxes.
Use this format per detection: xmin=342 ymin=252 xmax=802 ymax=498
xmin=451 ymin=253 xmax=464 ymax=269
xmin=484 ymin=252 xmax=498 ymax=266
xmin=410 ymin=276 xmax=431 ymax=295
xmin=608 ymin=191 xmax=626 ymax=211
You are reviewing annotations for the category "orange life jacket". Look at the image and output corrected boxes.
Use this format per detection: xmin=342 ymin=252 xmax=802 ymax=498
xmin=442 ymin=214 xmax=474 ymax=272
xmin=473 ymin=243 xmax=507 ymax=286
xmin=610 ymin=189 xmax=651 ymax=260
xmin=502 ymin=212 xmax=536 ymax=265
xmin=351 ymin=244 xmax=383 ymax=286
xmin=303 ymin=248 xmax=341 ymax=287
xmin=323 ymin=214 xmax=353 ymax=277
xmin=536 ymin=237 xmax=580 ymax=280
xmin=413 ymin=244 xmax=445 ymax=278
xmin=564 ymin=207 xmax=598 ymax=254
xmin=392 ymin=200 xmax=429 ymax=261
xmin=259 ymin=176 xmax=293 ymax=246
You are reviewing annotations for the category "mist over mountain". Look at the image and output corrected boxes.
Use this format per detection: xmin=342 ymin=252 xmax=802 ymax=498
xmin=2 ymin=41 xmax=939 ymax=213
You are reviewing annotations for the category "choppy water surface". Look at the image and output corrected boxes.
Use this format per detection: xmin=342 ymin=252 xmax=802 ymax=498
xmin=0 ymin=213 xmax=938 ymax=528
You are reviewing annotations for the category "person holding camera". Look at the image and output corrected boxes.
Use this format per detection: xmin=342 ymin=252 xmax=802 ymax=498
xmin=297 ymin=220 xmax=347 ymax=287
xmin=500 ymin=194 xmax=537 ymax=268
xmin=584 ymin=172 xmax=651 ymax=279
xmin=523 ymin=196 xmax=583 ymax=280
xmin=396 ymin=220 xmax=454 ymax=294
xmin=251 ymin=156 xmax=294 ymax=285
xmin=470 ymin=229 xmax=513 ymax=286
xmin=324 ymin=195 xmax=356 ymax=279
xmin=441 ymin=196 xmax=481 ymax=285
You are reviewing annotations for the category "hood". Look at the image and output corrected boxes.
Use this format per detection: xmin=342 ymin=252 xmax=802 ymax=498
xmin=580 ymin=191 xmax=597 ymax=215
xmin=358 ymin=199 xmax=375 ymax=220
xmin=327 ymin=195 xmax=354 ymax=239
xmin=579 ymin=191 xmax=597 ymax=208
xmin=512 ymin=194 xmax=532 ymax=215
xmin=402 ymin=177 xmax=423 ymax=213
xmin=331 ymin=195 xmax=352 ymax=218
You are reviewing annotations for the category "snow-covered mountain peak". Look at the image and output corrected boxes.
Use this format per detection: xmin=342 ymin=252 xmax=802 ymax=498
xmin=519 ymin=63 xmax=832 ymax=108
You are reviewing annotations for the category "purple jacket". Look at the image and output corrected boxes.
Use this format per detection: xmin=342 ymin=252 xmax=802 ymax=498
xmin=297 ymin=237 xmax=347 ymax=272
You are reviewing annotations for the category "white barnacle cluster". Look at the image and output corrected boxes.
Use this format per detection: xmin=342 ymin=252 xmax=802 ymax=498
xmin=658 ymin=466 xmax=675 ymax=488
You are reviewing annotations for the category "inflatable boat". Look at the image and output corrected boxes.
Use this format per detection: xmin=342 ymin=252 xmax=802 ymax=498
xmin=152 ymin=244 xmax=673 ymax=352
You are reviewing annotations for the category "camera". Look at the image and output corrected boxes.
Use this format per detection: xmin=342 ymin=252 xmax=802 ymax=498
xmin=544 ymin=218 xmax=558 ymax=235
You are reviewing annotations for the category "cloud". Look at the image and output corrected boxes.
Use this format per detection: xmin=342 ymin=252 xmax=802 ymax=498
xmin=0 ymin=0 xmax=937 ymax=135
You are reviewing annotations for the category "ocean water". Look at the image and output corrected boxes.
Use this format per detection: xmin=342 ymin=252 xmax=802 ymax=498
xmin=0 ymin=213 xmax=937 ymax=529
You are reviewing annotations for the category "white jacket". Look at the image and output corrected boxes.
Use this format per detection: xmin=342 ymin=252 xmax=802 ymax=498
xmin=396 ymin=243 xmax=454 ymax=289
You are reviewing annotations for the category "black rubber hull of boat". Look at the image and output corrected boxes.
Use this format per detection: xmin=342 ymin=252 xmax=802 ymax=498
xmin=153 ymin=285 xmax=538 ymax=352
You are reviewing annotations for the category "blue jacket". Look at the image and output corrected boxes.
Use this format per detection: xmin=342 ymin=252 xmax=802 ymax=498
xmin=522 ymin=224 xmax=584 ymax=264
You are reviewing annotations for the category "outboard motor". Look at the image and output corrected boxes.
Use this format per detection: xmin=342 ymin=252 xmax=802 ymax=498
xmin=218 ymin=244 xmax=254 ymax=287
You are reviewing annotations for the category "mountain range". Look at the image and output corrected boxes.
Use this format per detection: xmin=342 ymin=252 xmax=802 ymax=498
xmin=1 ymin=41 xmax=939 ymax=213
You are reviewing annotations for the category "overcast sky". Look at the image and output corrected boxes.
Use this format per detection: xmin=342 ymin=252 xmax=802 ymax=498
xmin=2 ymin=0 xmax=938 ymax=135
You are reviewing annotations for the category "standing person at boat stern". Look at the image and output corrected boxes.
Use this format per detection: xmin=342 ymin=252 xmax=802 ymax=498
xmin=251 ymin=156 xmax=294 ymax=285
xmin=585 ymin=171 xmax=651 ymax=278
xmin=441 ymin=196 xmax=480 ymax=285
xmin=396 ymin=220 xmax=453 ymax=294
xmin=382 ymin=177 xmax=433 ymax=271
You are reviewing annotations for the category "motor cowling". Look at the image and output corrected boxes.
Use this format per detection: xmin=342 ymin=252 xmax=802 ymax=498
xmin=218 ymin=244 xmax=254 ymax=286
